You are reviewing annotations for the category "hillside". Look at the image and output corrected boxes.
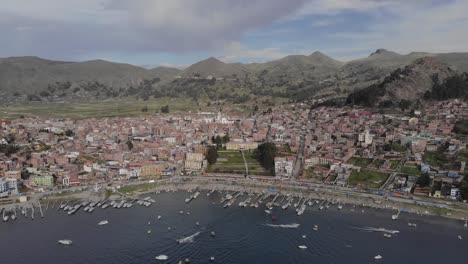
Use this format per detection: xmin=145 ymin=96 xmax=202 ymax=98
xmin=1 ymin=50 xmax=467 ymax=104
xmin=346 ymin=57 xmax=459 ymax=107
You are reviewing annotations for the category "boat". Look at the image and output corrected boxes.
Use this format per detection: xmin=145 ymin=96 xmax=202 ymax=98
xmin=155 ymin=255 xmax=168 ymax=261
xmin=210 ymin=231 xmax=216 ymax=237
xmin=210 ymin=256 xmax=215 ymax=262
xmin=374 ymin=255 xmax=382 ymax=260
xmin=383 ymin=233 xmax=392 ymax=238
xmin=88 ymin=207 xmax=95 ymax=213
xmin=58 ymin=240 xmax=72 ymax=245
xmin=179 ymin=211 xmax=184 ymax=214
xmin=297 ymin=205 xmax=306 ymax=216
xmin=313 ymin=225 xmax=319 ymax=231
xmin=265 ymin=210 xmax=271 ymax=214
xmin=3 ymin=216 xmax=9 ymax=222
xmin=98 ymin=220 xmax=109 ymax=226
xmin=157 ymin=215 xmax=162 ymax=220
xmin=298 ymin=245 xmax=307 ymax=249
xmin=392 ymin=210 xmax=400 ymax=220
xmin=196 ymin=222 xmax=200 ymax=226
xmin=193 ymin=191 xmax=200 ymax=199
xmin=338 ymin=204 xmax=343 ymax=210
xmin=302 ymin=235 xmax=307 ymax=239
xmin=408 ymin=223 xmax=417 ymax=227
xmin=458 ymin=235 xmax=463 ymax=240
xmin=147 ymin=230 xmax=152 ymax=234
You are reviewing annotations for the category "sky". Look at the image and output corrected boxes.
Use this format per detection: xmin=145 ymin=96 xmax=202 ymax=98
xmin=1 ymin=0 xmax=467 ymax=68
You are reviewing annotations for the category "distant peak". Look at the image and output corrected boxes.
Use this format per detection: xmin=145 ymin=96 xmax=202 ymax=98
xmin=310 ymin=51 xmax=326 ymax=56
xmin=369 ymin=49 xmax=400 ymax=57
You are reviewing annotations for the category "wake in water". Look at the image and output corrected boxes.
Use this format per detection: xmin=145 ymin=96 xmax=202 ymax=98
xmin=354 ymin=226 xmax=400 ymax=234
xmin=264 ymin=223 xmax=300 ymax=228
xmin=177 ymin=231 xmax=201 ymax=244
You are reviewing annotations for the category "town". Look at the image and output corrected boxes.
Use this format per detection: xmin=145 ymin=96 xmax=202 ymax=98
xmin=1 ymin=99 xmax=468 ymax=213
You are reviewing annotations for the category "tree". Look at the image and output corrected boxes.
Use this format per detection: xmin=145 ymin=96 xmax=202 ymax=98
xmin=416 ymin=172 xmax=430 ymax=187
xmin=253 ymin=105 xmax=259 ymax=112
xmin=254 ymin=142 xmax=276 ymax=174
xmin=206 ymin=146 xmax=218 ymax=165
xmin=222 ymin=134 xmax=230 ymax=144
xmin=141 ymin=105 xmax=148 ymax=112
xmin=126 ymin=140 xmax=134 ymax=151
xmin=161 ymin=105 xmax=170 ymax=113
xmin=65 ymin=129 xmax=74 ymax=137
xmin=460 ymin=176 xmax=468 ymax=200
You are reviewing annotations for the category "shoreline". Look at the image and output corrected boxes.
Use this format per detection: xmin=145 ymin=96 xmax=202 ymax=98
xmin=2 ymin=177 xmax=467 ymax=225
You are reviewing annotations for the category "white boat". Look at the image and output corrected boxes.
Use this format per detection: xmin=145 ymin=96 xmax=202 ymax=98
xmin=155 ymin=255 xmax=168 ymax=261
xmin=338 ymin=205 xmax=343 ymax=210
xmin=58 ymin=240 xmax=72 ymax=245
xmin=179 ymin=211 xmax=184 ymax=214
xmin=374 ymin=255 xmax=382 ymax=260
xmin=98 ymin=220 xmax=109 ymax=226
xmin=313 ymin=225 xmax=319 ymax=231
xmin=157 ymin=215 xmax=162 ymax=220
xmin=383 ymin=233 xmax=392 ymax=238
xmin=458 ymin=235 xmax=463 ymax=240
xmin=265 ymin=210 xmax=271 ymax=214
xmin=193 ymin=191 xmax=200 ymax=199
xmin=3 ymin=216 xmax=9 ymax=222
xmin=408 ymin=223 xmax=417 ymax=227
xmin=210 ymin=231 xmax=216 ymax=237
xmin=298 ymin=245 xmax=307 ymax=249
xmin=88 ymin=207 xmax=95 ymax=213
xmin=297 ymin=205 xmax=306 ymax=216
xmin=302 ymin=235 xmax=307 ymax=239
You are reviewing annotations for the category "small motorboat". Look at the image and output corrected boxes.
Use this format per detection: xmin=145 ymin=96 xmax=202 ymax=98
xmin=157 ymin=215 xmax=162 ymax=220
xmin=265 ymin=210 xmax=271 ymax=214
xmin=383 ymin=233 xmax=392 ymax=238
xmin=155 ymin=255 xmax=168 ymax=261
xmin=302 ymin=235 xmax=307 ymax=239
xmin=58 ymin=240 xmax=72 ymax=245
xmin=374 ymin=255 xmax=382 ymax=260
xmin=210 ymin=256 xmax=215 ymax=262
xmin=458 ymin=235 xmax=463 ymax=240
xmin=210 ymin=231 xmax=216 ymax=237
xmin=298 ymin=245 xmax=307 ymax=249
xmin=98 ymin=220 xmax=109 ymax=226
xmin=147 ymin=230 xmax=152 ymax=234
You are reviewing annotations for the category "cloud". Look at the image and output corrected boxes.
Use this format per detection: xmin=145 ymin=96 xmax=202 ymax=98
xmin=0 ymin=0 xmax=306 ymax=59
xmin=220 ymin=42 xmax=287 ymax=62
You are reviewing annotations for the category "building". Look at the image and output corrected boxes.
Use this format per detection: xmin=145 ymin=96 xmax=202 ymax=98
xmin=4 ymin=170 xmax=21 ymax=179
xmin=225 ymin=142 xmax=258 ymax=150
xmin=30 ymin=175 xmax=54 ymax=187
xmin=141 ymin=165 xmax=164 ymax=179
xmin=274 ymin=157 xmax=294 ymax=178
xmin=0 ymin=178 xmax=18 ymax=196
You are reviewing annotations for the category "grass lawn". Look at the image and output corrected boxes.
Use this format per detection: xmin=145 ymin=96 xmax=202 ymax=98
xmin=348 ymin=170 xmax=389 ymax=189
xmin=423 ymin=151 xmax=448 ymax=167
xmin=371 ymin=159 xmax=385 ymax=168
xmin=389 ymin=160 xmax=400 ymax=170
xmin=349 ymin=157 xmax=373 ymax=168
xmin=207 ymin=150 xmax=270 ymax=176
xmin=400 ymin=164 xmax=422 ymax=175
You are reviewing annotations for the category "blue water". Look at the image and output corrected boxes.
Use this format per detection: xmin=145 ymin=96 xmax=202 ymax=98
xmin=1 ymin=191 xmax=467 ymax=264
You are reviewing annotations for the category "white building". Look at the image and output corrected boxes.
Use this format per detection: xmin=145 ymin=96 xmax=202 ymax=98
xmin=275 ymin=157 xmax=294 ymax=178
xmin=0 ymin=178 xmax=18 ymax=196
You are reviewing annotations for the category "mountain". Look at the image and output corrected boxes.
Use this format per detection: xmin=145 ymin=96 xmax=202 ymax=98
xmin=0 ymin=56 xmax=181 ymax=101
xmin=1 ymin=49 xmax=467 ymax=103
xmin=346 ymin=57 xmax=459 ymax=107
xmin=182 ymin=57 xmax=248 ymax=78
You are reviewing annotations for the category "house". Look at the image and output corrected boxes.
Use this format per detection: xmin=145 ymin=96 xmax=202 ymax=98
xmin=0 ymin=178 xmax=18 ymax=196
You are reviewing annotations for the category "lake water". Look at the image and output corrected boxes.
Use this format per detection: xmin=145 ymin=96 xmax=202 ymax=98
xmin=1 ymin=191 xmax=467 ymax=264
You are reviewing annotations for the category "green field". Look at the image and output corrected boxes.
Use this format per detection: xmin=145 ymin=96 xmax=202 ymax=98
xmin=349 ymin=157 xmax=373 ymax=168
xmin=207 ymin=150 xmax=270 ymax=176
xmin=389 ymin=160 xmax=400 ymax=170
xmin=0 ymin=97 xmax=283 ymax=119
xmin=423 ymin=151 xmax=448 ymax=167
xmin=348 ymin=170 xmax=389 ymax=189
xmin=400 ymin=164 xmax=422 ymax=175
xmin=371 ymin=159 xmax=385 ymax=168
